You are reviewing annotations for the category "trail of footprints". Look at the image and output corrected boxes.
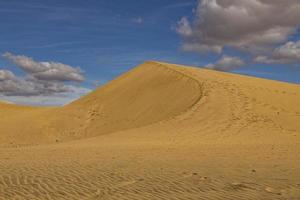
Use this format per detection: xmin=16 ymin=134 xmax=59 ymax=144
xmin=210 ymin=79 xmax=299 ymax=136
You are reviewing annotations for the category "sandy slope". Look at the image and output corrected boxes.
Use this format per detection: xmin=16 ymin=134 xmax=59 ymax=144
xmin=0 ymin=61 xmax=299 ymax=199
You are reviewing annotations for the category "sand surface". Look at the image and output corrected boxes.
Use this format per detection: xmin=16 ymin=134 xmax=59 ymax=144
xmin=0 ymin=61 xmax=299 ymax=199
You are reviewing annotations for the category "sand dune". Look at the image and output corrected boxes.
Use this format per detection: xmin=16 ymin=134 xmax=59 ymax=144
xmin=0 ymin=61 xmax=299 ymax=199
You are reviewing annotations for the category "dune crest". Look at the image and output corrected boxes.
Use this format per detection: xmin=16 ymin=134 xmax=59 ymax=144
xmin=1 ymin=61 xmax=299 ymax=146
xmin=1 ymin=61 xmax=300 ymax=146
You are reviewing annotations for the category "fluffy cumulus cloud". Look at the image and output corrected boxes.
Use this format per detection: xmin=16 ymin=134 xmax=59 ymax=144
xmin=0 ymin=70 xmax=15 ymax=81
xmin=0 ymin=52 xmax=91 ymax=105
xmin=3 ymin=52 xmax=84 ymax=81
xmin=177 ymin=0 xmax=300 ymax=53
xmin=254 ymin=41 xmax=300 ymax=64
xmin=206 ymin=55 xmax=245 ymax=71
xmin=176 ymin=0 xmax=300 ymax=70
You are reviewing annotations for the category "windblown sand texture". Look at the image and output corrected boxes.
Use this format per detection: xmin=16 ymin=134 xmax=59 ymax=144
xmin=0 ymin=61 xmax=299 ymax=199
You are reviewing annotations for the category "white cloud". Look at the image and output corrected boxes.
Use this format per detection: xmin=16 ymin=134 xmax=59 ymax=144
xmin=0 ymin=53 xmax=91 ymax=105
xmin=0 ymin=70 xmax=70 ymax=96
xmin=176 ymin=17 xmax=193 ymax=38
xmin=254 ymin=41 xmax=300 ymax=64
xmin=177 ymin=0 xmax=300 ymax=54
xmin=3 ymin=52 xmax=84 ymax=82
xmin=206 ymin=55 xmax=245 ymax=71
xmin=0 ymin=70 xmax=15 ymax=81
xmin=253 ymin=56 xmax=276 ymax=64
xmin=274 ymin=41 xmax=300 ymax=60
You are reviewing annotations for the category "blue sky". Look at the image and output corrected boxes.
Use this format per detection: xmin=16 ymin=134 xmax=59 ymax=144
xmin=0 ymin=0 xmax=299 ymax=105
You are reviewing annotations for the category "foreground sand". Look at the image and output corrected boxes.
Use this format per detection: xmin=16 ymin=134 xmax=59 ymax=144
xmin=0 ymin=61 xmax=299 ymax=199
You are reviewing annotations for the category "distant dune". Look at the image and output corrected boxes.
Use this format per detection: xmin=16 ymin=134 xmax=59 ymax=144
xmin=0 ymin=61 xmax=299 ymax=199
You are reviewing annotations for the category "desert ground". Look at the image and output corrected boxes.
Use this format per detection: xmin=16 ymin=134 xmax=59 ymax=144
xmin=0 ymin=61 xmax=299 ymax=200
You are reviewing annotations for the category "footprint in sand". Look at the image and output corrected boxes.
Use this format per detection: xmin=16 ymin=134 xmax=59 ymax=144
xmin=182 ymin=172 xmax=199 ymax=178
xmin=199 ymin=176 xmax=209 ymax=181
xmin=229 ymin=182 xmax=252 ymax=190
xmin=265 ymin=186 xmax=282 ymax=195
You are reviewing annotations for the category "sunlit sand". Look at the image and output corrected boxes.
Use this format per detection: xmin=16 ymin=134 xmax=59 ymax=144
xmin=0 ymin=61 xmax=299 ymax=199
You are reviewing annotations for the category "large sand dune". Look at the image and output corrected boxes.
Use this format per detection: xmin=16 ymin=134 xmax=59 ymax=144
xmin=0 ymin=61 xmax=299 ymax=199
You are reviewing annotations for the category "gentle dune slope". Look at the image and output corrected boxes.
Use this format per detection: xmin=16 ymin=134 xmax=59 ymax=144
xmin=0 ymin=61 xmax=299 ymax=146
xmin=0 ymin=61 xmax=299 ymax=199
xmin=0 ymin=62 xmax=202 ymax=145
xmin=51 ymin=62 xmax=202 ymax=140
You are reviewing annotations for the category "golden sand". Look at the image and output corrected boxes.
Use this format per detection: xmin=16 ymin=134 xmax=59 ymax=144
xmin=0 ymin=61 xmax=299 ymax=199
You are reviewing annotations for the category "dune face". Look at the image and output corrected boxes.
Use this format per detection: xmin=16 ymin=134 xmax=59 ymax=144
xmin=0 ymin=62 xmax=202 ymax=145
xmin=54 ymin=62 xmax=202 ymax=140
xmin=0 ymin=61 xmax=299 ymax=199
